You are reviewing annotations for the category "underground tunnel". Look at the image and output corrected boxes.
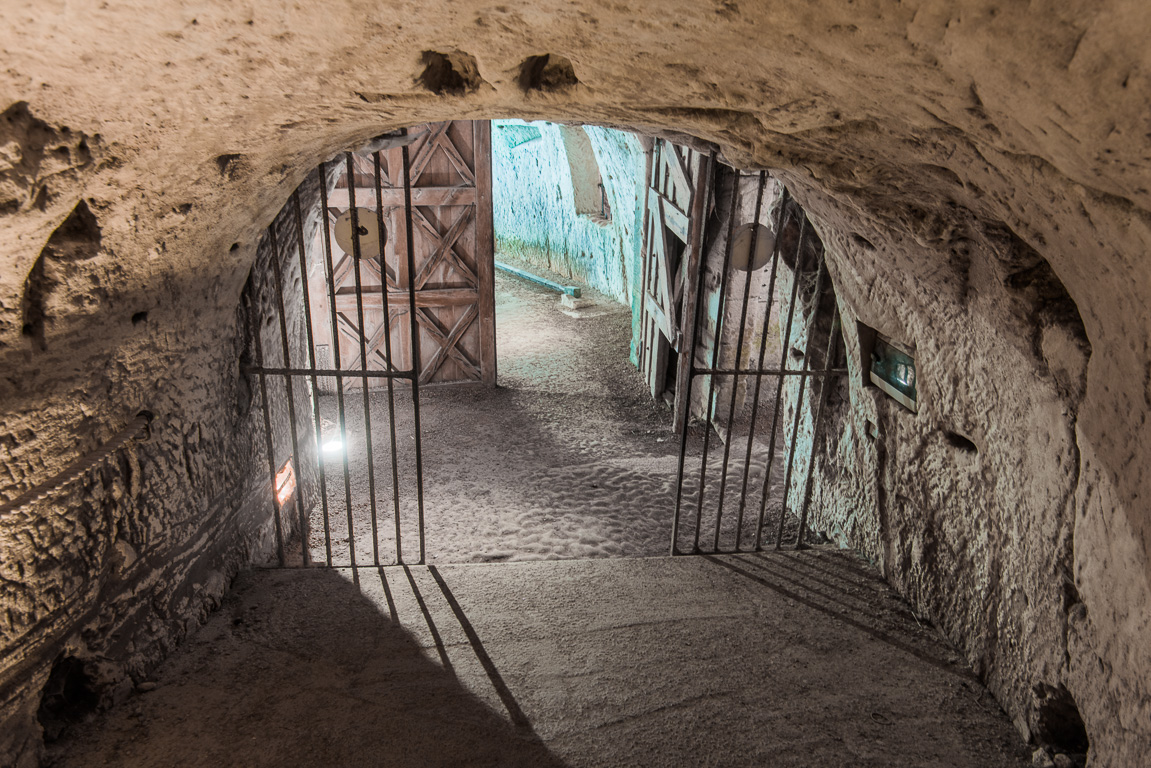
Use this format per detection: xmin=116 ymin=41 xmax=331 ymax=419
xmin=1 ymin=2 xmax=1149 ymax=766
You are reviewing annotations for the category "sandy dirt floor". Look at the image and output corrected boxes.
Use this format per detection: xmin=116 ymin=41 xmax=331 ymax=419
xmin=299 ymin=271 xmax=796 ymax=568
xmin=47 ymin=552 xmax=1032 ymax=767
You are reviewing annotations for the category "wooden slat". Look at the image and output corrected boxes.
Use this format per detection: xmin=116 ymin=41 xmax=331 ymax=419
xmin=673 ymin=150 xmax=715 ymax=433
xmin=408 ymin=122 xmax=452 ymax=183
xmin=336 ymin=288 xmax=480 ymax=308
xmin=326 ymin=186 xmax=477 ymax=208
xmin=473 ymin=120 xmax=497 ymax=386
xmin=415 ymin=305 xmax=481 ymax=382
xmin=658 ymin=193 xmax=691 ymax=242
xmin=665 ymin=145 xmax=693 ymax=201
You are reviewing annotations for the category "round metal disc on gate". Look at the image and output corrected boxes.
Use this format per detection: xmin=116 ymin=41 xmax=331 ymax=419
xmin=729 ymin=223 xmax=775 ymax=272
xmin=333 ymin=207 xmax=385 ymax=260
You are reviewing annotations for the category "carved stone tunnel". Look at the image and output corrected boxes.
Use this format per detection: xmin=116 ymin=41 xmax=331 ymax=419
xmin=1 ymin=2 xmax=1148 ymax=766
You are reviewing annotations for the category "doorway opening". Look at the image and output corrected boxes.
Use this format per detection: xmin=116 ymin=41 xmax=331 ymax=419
xmin=240 ymin=120 xmax=845 ymax=568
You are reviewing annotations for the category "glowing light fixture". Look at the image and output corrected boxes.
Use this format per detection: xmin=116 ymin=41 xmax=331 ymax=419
xmin=275 ymin=458 xmax=296 ymax=509
xmin=322 ymin=439 xmax=344 ymax=455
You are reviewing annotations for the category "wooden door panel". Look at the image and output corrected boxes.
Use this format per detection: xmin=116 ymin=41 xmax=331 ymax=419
xmin=318 ymin=120 xmax=495 ymax=388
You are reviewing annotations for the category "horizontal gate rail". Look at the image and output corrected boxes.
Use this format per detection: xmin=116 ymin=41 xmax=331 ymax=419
xmin=242 ymin=366 xmax=417 ymax=380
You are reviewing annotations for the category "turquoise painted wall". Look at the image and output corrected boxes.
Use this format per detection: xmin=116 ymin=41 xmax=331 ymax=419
xmin=492 ymin=121 xmax=644 ymax=335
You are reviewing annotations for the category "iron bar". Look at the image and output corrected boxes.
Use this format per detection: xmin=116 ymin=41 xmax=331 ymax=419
xmin=374 ymin=150 xmax=405 ymax=567
xmin=241 ymin=366 xmax=415 ymax=380
xmin=694 ymin=367 xmax=847 ymax=377
xmin=267 ymin=220 xmax=311 ymax=567
xmin=775 ymin=235 xmax=829 ymax=549
xmin=753 ymin=210 xmax=809 ymax=551
xmin=318 ymin=160 xmax=358 ymax=567
xmin=248 ymin=289 xmax=285 ymax=566
xmin=688 ymin=160 xmax=740 ymax=553
xmin=713 ymin=171 xmax=767 ymax=551
xmin=734 ymin=187 xmax=790 ymax=551
xmin=795 ymin=311 xmax=842 ymax=548
xmin=402 ymin=137 xmax=428 ymax=565
xmin=345 ymin=152 xmax=382 ymax=567
xmin=293 ymin=189 xmax=332 ymax=567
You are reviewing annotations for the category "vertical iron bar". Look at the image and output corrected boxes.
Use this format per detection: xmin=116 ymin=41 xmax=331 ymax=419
xmin=690 ymin=164 xmax=741 ymax=552
xmin=774 ymin=240 xmax=828 ymax=549
xmin=712 ymin=170 xmax=767 ymax=551
xmin=318 ymin=161 xmax=358 ymax=567
xmin=249 ymin=285 xmax=285 ymax=566
xmin=267 ymin=220 xmax=310 ymax=567
xmin=734 ymin=186 xmax=790 ymax=550
xmin=373 ymin=150 xmax=405 ymax=565
xmin=754 ymin=210 xmax=808 ymax=550
xmin=796 ymin=311 xmax=842 ymax=548
xmin=345 ymin=152 xmax=382 ymax=566
xmin=402 ymin=138 xmax=427 ymax=565
xmin=293 ymin=188 xmax=331 ymax=567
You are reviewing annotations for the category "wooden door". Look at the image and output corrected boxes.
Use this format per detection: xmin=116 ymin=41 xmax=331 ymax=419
xmin=321 ymin=120 xmax=496 ymax=386
xmin=638 ymin=139 xmax=713 ymax=429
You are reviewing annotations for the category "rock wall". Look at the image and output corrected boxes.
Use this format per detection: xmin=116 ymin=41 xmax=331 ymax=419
xmin=0 ymin=2 xmax=1148 ymax=766
xmin=491 ymin=120 xmax=643 ymax=306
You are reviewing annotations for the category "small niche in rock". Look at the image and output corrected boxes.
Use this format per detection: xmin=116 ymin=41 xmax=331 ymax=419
xmin=1032 ymin=683 xmax=1090 ymax=755
xmin=418 ymin=50 xmax=485 ymax=95
xmin=943 ymin=431 xmax=977 ymax=453
xmin=519 ymin=54 xmax=579 ymax=92
xmin=131 ymin=310 xmax=148 ymax=325
xmin=37 ymin=656 xmax=100 ymax=742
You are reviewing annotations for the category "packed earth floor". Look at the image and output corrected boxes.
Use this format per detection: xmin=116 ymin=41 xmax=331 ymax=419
xmin=303 ymin=269 xmax=797 ymax=567
xmin=48 ymin=555 xmax=1032 ymax=767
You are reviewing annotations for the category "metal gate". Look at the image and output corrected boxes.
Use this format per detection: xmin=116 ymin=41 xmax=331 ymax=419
xmin=242 ymin=135 xmax=420 ymax=568
xmin=670 ymin=171 xmax=846 ymax=555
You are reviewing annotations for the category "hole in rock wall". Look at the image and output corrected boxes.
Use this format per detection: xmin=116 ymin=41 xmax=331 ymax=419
xmin=36 ymin=656 xmax=100 ymax=742
xmin=518 ymin=53 xmax=579 ymax=92
xmin=1031 ymin=683 xmax=1090 ymax=755
xmin=417 ymin=50 xmax=486 ymax=95
xmin=943 ymin=431 xmax=977 ymax=453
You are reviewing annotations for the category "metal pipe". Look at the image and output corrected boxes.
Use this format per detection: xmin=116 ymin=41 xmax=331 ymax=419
xmin=293 ymin=188 xmax=331 ymax=567
xmin=402 ymin=138 xmax=427 ymax=565
xmin=345 ymin=152 xmax=382 ymax=566
xmin=753 ymin=210 xmax=809 ymax=551
xmin=795 ymin=309 xmax=842 ymax=548
xmin=775 ymin=238 xmax=829 ymax=549
xmin=267 ymin=219 xmax=310 ymax=567
xmin=690 ymin=162 xmax=740 ymax=553
xmin=373 ymin=150 xmax=405 ymax=566
xmin=248 ymin=286 xmax=285 ymax=566
xmin=734 ymin=185 xmax=790 ymax=551
xmin=318 ymin=161 xmax=358 ymax=567
xmin=713 ymin=171 xmax=767 ymax=551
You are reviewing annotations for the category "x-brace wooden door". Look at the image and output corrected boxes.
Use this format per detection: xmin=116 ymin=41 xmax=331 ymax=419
xmin=638 ymin=139 xmax=713 ymax=430
xmin=324 ymin=120 xmax=496 ymax=387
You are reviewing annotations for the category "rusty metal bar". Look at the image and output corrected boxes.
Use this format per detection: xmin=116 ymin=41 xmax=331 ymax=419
xmin=345 ymin=152 xmax=382 ymax=566
xmin=242 ymin=366 xmax=414 ymax=379
xmin=293 ymin=189 xmax=331 ymax=566
xmin=318 ymin=161 xmax=358 ymax=567
xmin=373 ymin=150 xmax=405 ymax=566
xmin=775 ymin=237 xmax=829 ymax=549
xmin=686 ymin=162 xmax=740 ymax=553
xmin=402 ymin=137 xmax=427 ymax=565
xmin=248 ymin=288 xmax=285 ymax=566
xmin=734 ymin=187 xmax=790 ymax=551
xmin=754 ymin=210 xmax=809 ymax=551
xmin=713 ymin=170 xmax=767 ymax=551
xmin=796 ymin=311 xmax=842 ymax=548
xmin=267 ymin=220 xmax=311 ymax=567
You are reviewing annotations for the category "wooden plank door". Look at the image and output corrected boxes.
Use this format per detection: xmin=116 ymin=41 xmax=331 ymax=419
xmin=638 ymin=139 xmax=713 ymax=429
xmin=322 ymin=120 xmax=496 ymax=387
